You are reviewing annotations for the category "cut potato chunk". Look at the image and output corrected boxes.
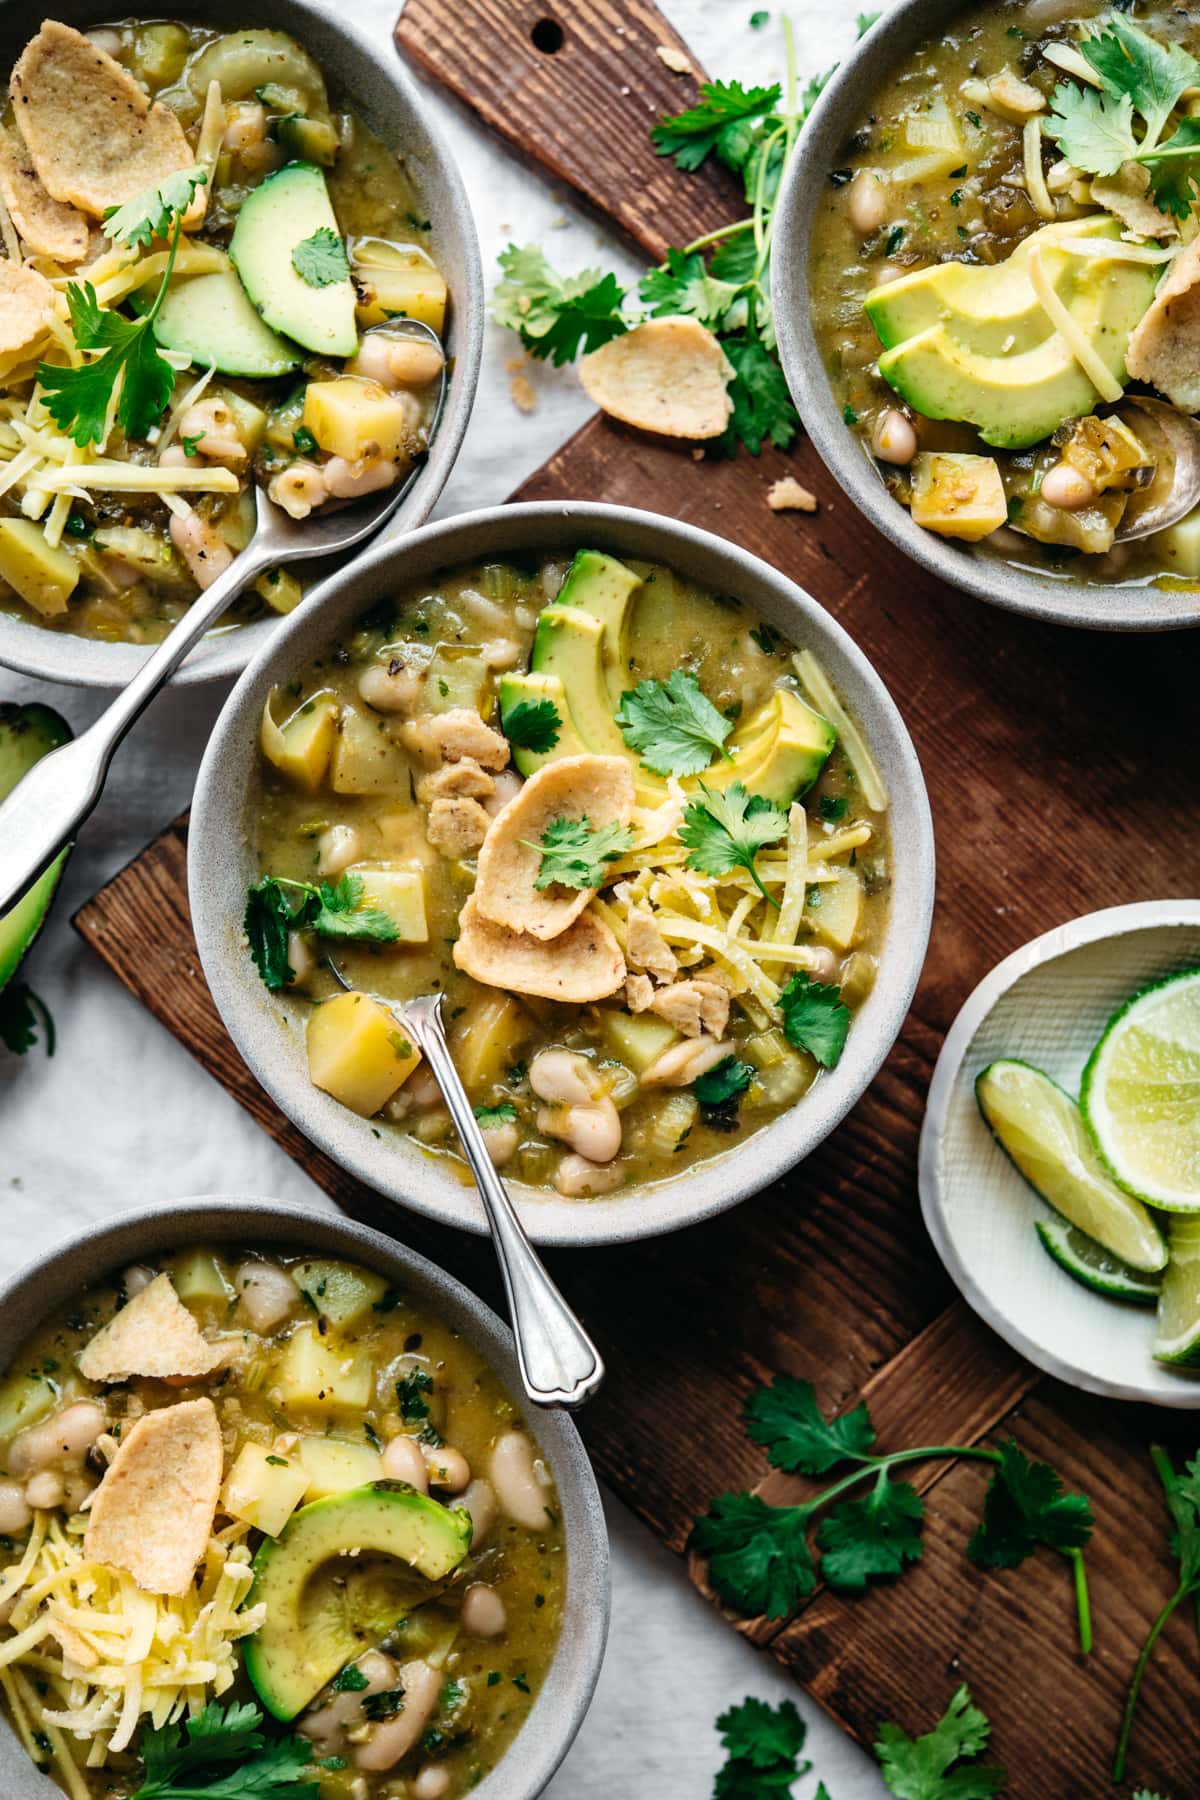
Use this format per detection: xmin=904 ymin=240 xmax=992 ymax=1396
xmin=1152 ymin=504 xmax=1200 ymax=578
xmin=307 ymin=990 xmax=421 ymax=1117
xmin=222 ymin=1440 xmax=309 ymax=1537
xmin=303 ymin=376 xmax=412 ymax=461
xmin=330 ymin=705 xmax=410 ymax=795
xmin=273 ymin=1322 xmax=372 ymax=1411
xmin=808 ymin=866 xmax=862 ymax=950
xmin=909 ymin=452 xmax=1007 ymax=542
xmin=452 ymin=990 xmax=532 ymax=1094
xmin=296 ymin=1434 xmax=383 ymax=1499
xmin=351 ymin=866 xmax=428 ymax=943
xmin=352 ymin=242 xmax=447 ymax=334
xmin=261 ymin=689 xmax=340 ymax=793
xmin=0 ymin=518 xmax=79 ymax=616
xmin=602 ymin=1009 xmax=679 ymax=1075
xmin=291 ymin=1258 xmax=389 ymax=1327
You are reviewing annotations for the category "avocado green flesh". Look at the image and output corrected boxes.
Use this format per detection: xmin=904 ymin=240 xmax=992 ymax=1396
xmin=532 ymin=606 xmax=629 ymax=759
xmin=702 ymin=690 xmax=836 ymax=804
xmin=152 ymin=269 xmax=302 ymax=377
xmin=243 ymin=1483 xmax=472 ymax=1721
xmin=554 ymin=549 xmax=642 ymax=707
xmin=498 ymin=671 xmax=589 ymax=777
xmin=230 ymin=162 xmax=358 ymax=358
xmin=0 ymin=704 xmax=71 ymax=991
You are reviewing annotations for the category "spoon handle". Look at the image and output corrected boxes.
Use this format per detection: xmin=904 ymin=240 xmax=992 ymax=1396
xmin=401 ymin=998 xmax=605 ymax=1410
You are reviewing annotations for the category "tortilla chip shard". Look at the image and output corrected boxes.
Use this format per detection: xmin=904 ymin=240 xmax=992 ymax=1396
xmin=579 ymin=316 xmax=734 ymax=440
xmin=1126 ymin=234 xmax=1200 ymax=411
xmin=454 ymin=893 xmax=625 ymax=1001
xmin=0 ymin=259 xmax=54 ymax=357
xmin=78 ymin=1272 xmax=225 ymax=1383
xmin=11 ymin=20 xmax=192 ymax=218
xmin=0 ymin=123 xmax=86 ymax=260
xmin=473 ymin=754 xmax=635 ymax=942
xmin=84 ymin=1398 xmax=222 ymax=1596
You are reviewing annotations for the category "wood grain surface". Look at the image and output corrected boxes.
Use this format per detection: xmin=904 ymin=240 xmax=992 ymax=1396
xmin=71 ymin=0 xmax=1200 ymax=1791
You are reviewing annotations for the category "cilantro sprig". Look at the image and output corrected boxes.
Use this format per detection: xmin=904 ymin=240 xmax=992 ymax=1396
xmin=689 ymin=1376 xmax=1094 ymax=1649
xmin=714 ymin=1697 xmax=814 ymax=1799
xmin=474 ymin=1101 xmax=518 ymax=1129
xmin=244 ymin=874 xmax=400 ymax=990
xmin=500 ymin=696 xmax=562 ymax=755
xmin=616 ymin=671 xmax=734 ymax=776
xmin=875 ymin=1686 xmax=1006 ymax=1800
xmin=778 ymin=971 xmax=849 ymax=1068
xmin=1113 ymin=1445 xmax=1200 ymax=1782
xmin=292 ymin=226 xmax=351 ymax=289
xmin=131 ymin=1700 xmax=318 ymax=1799
xmin=525 ymin=817 xmax=634 ymax=890
xmin=679 ymin=781 xmax=787 ymax=907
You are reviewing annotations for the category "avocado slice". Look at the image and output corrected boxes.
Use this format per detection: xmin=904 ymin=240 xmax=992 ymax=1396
xmin=531 ymin=606 xmax=628 ymax=758
xmin=0 ymin=704 xmax=71 ymax=992
xmin=553 ymin=550 xmax=642 ymax=706
xmin=150 ymin=269 xmax=303 ymax=377
xmin=230 ymin=163 xmax=357 ymax=358
xmin=498 ymin=670 xmax=589 ymax=777
xmin=703 ymin=689 xmax=836 ymax=804
xmin=243 ymin=1481 xmax=472 ymax=1721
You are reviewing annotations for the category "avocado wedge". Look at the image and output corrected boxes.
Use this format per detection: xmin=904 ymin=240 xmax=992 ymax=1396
xmin=230 ymin=163 xmax=357 ymax=358
xmin=0 ymin=703 xmax=71 ymax=992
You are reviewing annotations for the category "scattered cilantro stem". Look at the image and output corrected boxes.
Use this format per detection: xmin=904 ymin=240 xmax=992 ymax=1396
xmin=1112 ymin=1443 xmax=1200 ymax=1782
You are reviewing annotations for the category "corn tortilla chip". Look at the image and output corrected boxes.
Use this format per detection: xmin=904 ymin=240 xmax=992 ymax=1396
xmin=1126 ymin=236 xmax=1200 ymax=411
xmin=579 ymin=316 xmax=734 ymax=440
xmin=84 ymin=1399 xmax=222 ymax=1596
xmin=454 ymin=894 xmax=625 ymax=1001
xmin=0 ymin=122 xmax=86 ymax=260
xmin=474 ymin=754 xmax=635 ymax=942
xmin=78 ymin=1273 xmax=225 ymax=1383
xmin=0 ymin=258 xmax=54 ymax=356
xmin=11 ymin=20 xmax=192 ymax=218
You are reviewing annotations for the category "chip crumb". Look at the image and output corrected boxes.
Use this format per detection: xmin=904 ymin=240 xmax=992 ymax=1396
xmin=692 ymin=446 xmax=705 ymax=462
xmin=767 ymin=477 xmax=819 ymax=513
xmin=655 ymin=44 xmax=694 ymax=74
xmin=510 ymin=373 xmax=537 ymax=414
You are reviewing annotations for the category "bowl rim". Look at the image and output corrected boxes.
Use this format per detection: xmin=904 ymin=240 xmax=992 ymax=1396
xmin=918 ymin=898 xmax=1200 ymax=1408
xmin=188 ymin=498 xmax=936 ymax=1248
xmin=0 ymin=0 xmax=483 ymax=690
xmin=0 ymin=1193 xmax=610 ymax=1800
xmin=769 ymin=0 xmax=1200 ymax=635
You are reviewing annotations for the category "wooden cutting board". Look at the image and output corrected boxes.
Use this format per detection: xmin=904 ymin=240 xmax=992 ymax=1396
xmin=73 ymin=2 xmax=1200 ymax=1792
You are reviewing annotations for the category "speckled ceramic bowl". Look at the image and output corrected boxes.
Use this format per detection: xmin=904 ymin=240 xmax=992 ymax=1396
xmin=771 ymin=0 xmax=1200 ymax=633
xmin=0 ymin=0 xmax=482 ymax=688
xmin=189 ymin=501 xmax=936 ymax=1247
xmin=0 ymin=1195 xmax=609 ymax=1800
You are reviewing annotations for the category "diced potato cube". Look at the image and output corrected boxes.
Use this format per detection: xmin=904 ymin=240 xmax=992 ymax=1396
xmin=0 ymin=519 xmax=80 ymax=617
xmin=425 ymin=649 xmax=487 ymax=716
xmin=296 ymin=1434 xmax=383 ymax=1499
xmin=601 ymin=1010 xmax=679 ymax=1075
xmin=222 ymin=1440 xmax=309 ymax=1537
xmin=291 ymin=1258 xmax=388 ymax=1328
xmin=808 ymin=866 xmax=862 ymax=950
xmin=303 ymin=377 xmax=412 ymax=462
xmin=307 ymin=990 xmax=421 ymax=1117
xmin=172 ymin=1250 xmax=230 ymax=1305
xmin=261 ymin=689 xmax=340 ymax=793
xmin=273 ymin=1323 xmax=372 ymax=1412
xmin=0 ymin=1372 xmax=56 ymax=1443
xmin=330 ymin=705 xmax=410 ymax=795
xmin=452 ymin=992 xmax=532 ymax=1093
xmin=353 ymin=246 xmax=447 ymax=334
xmin=910 ymin=452 xmax=1007 ymax=542
xmin=351 ymin=867 xmax=428 ymax=944
xmin=1151 ymin=504 xmax=1200 ymax=578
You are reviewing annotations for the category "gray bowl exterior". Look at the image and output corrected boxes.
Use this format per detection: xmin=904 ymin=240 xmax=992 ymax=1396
xmin=0 ymin=0 xmax=483 ymax=688
xmin=0 ymin=1195 xmax=609 ymax=1800
xmin=771 ymin=0 xmax=1200 ymax=634
xmin=189 ymin=500 xmax=936 ymax=1248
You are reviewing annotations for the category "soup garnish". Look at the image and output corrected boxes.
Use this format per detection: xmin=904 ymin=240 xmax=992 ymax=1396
xmin=245 ymin=549 xmax=891 ymax=1199
xmin=0 ymin=1246 xmax=562 ymax=1797
xmin=0 ymin=20 xmax=448 ymax=644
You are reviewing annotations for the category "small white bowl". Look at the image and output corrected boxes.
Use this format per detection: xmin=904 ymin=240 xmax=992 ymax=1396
xmin=919 ymin=901 xmax=1200 ymax=1408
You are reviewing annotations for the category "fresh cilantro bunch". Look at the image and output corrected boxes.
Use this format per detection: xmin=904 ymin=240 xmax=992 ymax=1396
xmin=1113 ymin=1446 xmax=1200 ymax=1781
xmin=493 ymin=246 xmax=629 ymax=366
xmin=616 ymin=671 xmax=734 ymax=776
xmin=132 ymin=1700 xmax=319 ymax=1798
xmin=245 ymin=874 xmax=400 ymax=990
xmin=713 ymin=1696 xmax=820 ymax=1800
xmin=679 ymin=781 xmax=786 ymax=907
xmin=500 ymin=696 xmax=562 ymax=755
xmin=526 ymin=817 xmax=633 ymax=890
xmin=689 ymin=1376 xmax=1094 ymax=1649
xmin=1045 ymin=18 xmax=1200 ymax=218
xmin=875 ymin=1686 xmax=1006 ymax=1800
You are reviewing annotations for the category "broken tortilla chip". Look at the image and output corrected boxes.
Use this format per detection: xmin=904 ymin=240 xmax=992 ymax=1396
xmin=84 ymin=1398 xmax=222 ymax=1596
xmin=1126 ymin=236 xmax=1200 ymax=411
xmin=78 ymin=1273 xmax=225 ymax=1383
xmin=454 ymin=894 xmax=625 ymax=1002
xmin=579 ymin=315 xmax=734 ymax=441
xmin=0 ymin=258 xmax=54 ymax=357
xmin=0 ymin=122 xmax=86 ymax=260
xmin=11 ymin=20 xmax=193 ymax=218
xmin=474 ymin=754 xmax=635 ymax=942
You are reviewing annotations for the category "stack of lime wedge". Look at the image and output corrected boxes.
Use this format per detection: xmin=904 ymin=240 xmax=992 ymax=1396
xmin=975 ymin=968 xmax=1200 ymax=1366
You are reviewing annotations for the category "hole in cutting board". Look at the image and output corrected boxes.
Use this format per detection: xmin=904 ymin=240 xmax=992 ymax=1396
xmin=530 ymin=16 xmax=565 ymax=52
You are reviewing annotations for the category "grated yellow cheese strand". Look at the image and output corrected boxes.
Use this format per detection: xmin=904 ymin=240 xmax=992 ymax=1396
xmin=769 ymin=802 xmax=808 ymax=948
xmin=1023 ymin=118 xmax=1056 ymax=221
xmin=655 ymin=916 xmax=782 ymax=1008
xmin=33 ymin=462 xmax=239 ymax=494
xmin=809 ymin=823 xmax=871 ymax=861
xmin=1027 ymin=242 xmax=1124 ymax=403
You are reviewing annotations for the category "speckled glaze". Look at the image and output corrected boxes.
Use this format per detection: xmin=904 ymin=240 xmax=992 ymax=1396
xmin=188 ymin=501 xmax=936 ymax=1248
xmin=0 ymin=1195 xmax=609 ymax=1800
xmin=0 ymin=0 xmax=482 ymax=688
xmin=771 ymin=0 xmax=1200 ymax=634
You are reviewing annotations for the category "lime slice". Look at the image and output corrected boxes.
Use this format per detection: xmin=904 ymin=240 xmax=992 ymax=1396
xmin=1081 ymin=969 xmax=1200 ymax=1211
xmin=1154 ymin=1215 xmax=1200 ymax=1365
xmin=1035 ymin=1218 xmax=1161 ymax=1305
xmin=975 ymin=1059 xmax=1167 ymax=1272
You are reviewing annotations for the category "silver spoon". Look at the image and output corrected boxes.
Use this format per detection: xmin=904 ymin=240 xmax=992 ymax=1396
xmin=326 ymin=961 xmax=604 ymax=1410
xmin=0 ymin=318 xmax=446 ymax=919
xmin=1114 ymin=397 xmax=1200 ymax=541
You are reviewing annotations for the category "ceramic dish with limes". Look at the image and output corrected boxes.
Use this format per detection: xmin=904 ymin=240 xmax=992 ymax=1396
xmin=919 ymin=901 xmax=1200 ymax=1406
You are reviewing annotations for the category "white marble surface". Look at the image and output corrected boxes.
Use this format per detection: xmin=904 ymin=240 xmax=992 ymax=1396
xmin=0 ymin=1 xmax=892 ymax=1792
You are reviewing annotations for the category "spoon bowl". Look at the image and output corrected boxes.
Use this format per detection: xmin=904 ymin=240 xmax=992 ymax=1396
xmin=1114 ymin=398 xmax=1200 ymax=542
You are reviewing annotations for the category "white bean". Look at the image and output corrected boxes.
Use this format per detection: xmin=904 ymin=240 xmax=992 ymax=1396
xmin=482 ymin=637 xmax=522 ymax=671
xmin=1040 ymin=462 xmax=1096 ymax=511
xmin=121 ymin=1265 xmax=156 ymax=1298
xmin=806 ymin=946 xmax=839 ymax=983
xmin=481 ymin=1120 xmax=520 ymax=1168
xmin=323 ymin=456 xmax=399 ymax=501
xmin=554 ymin=1153 xmax=624 ymax=1197
xmin=177 ymin=398 xmax=247 ymax=465
xmin=460 ymin=1582 xmax=507 ymax=1638
xmin=847 ymin=169 xmax=888 ymax=236
xmin=354 ymin=1659 xmax=442 ymax=1771
xmin=235 ymin=1261 xmax=299 ymax=1333
xmin=87 ymin=28 xmax=123 ymax=54
xmin=268 ymin=460 xmax=328 ymax=520
xmin=24 ymin=1471 xmax=64 ymax=1511
xmin=0 ymin=1481 xmax=31 ymax=1535
xmin=538 ymin=1098 xmax=621 ymax=1164
xmin=422 ymin=1443 xmax=470 ymax=1494
xmin=871 ymin=410 xmax=918 ymax=466
xmin=452 ymin=1478 xmax=497 ymax=1548
xmin=286 ymin=931 xmax=316 ymax=990
xmin=223 ymin=100 xmax=266 ymax=155
xmin=414 ymin=1767 xmax=452 ymax=1800
xmin=381 ymin=1435 xmax=429 ymax=1492
xmin=169 ymin=510 xmax=234 ymax=589
xmin=529 ymin=1049 xmax=599 ymax=1106
xmin=299 ymin=1650 xmax=396 ymax=1750
xmin=358 ymin=662 xmax=422 ymax=715
xmin=640 ymin=1035 xmax=733 ymax=1088
xmin=318 ymin=824 xmax=361 ymax=878
xmin=489 ymin=1431 xmax=552 ymax=1531
xmin=9 ymin=1402 xmax=105 ymax=1477
xmin=384 ymin=338 xmax=445 ymax=389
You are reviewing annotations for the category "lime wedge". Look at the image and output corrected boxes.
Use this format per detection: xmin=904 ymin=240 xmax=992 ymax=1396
xmin=1035 ymin=1218 xmax=1161 ymax=1306
xmin=1154 ymin=1215 xmax=1200 ymax=1365
xmin=976 ymin=1059 xmax=1167 ymax=1272
xmin=1081 ymin=969 xmax=1200 ymax=1211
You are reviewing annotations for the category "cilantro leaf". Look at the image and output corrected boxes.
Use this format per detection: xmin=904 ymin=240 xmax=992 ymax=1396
xmin=500 ymin=696 xmax=562 ymax=754
xmin=717 ymin=335 xmax=799 ymax=456
xmin=134 ymin=1701 xmax=318 ymax=1799
xmin=717 ymin=1697 xmax=808 ymax=1771
xmin=1141 ymin=115 xmax=1200 ymax=217
xmin=0 ymin=983 xmax=55 ymax=1057
xmin=680 ymin=782 xmax=788 ymax=907
xmin=856 ymin=10 xmax=881 ymax=34
xmin=967 ymin=1440 xmax=1094 ymax=1569
xmin=526 ymin=817 xmax=633 ymax=890
xmin=616 ymin=671 xmax=733 ymax=775
xmin=331 ymin=1664 xmax=369 ymax=1693
xmin=652 ymin=80 xmax=782 ymax=173
xmin=777 ymin=972 xmax=850 ymax=1068
xmin=1081 ymin=17 xmax=1199 ymax=149
xmin=103 ymin=165 xmax=207 ymax=248
xmin=875 ymin=1686 xmax=1006 ymax=1800
xmin=639 ymin=248 xmax=741 ymax=329
xmin=309 ymin=874 xmax=401 ymax=943
xmin=291 ymin=226 xmax=350 ymax=288
xmin=244 ymin=875 xmax=399 ymax=989
xmin=494 ymin=244 xmax=628 ymax=366
xmin=474 ymin=1102 xmax=518 ymax=1128
xmin=1045 ymin=81 xmax=1138 ymax=177
xmin=244 ymin=878 xmax=298 ymax=991
xmin=690 ymin=1491 xmax=816 ymax=1620
xmin=693 ymin=1056 xmax=753 ymax=1107
xmin=817 ymin=1470 xmax=924 ymax=1592
xmin=396 ymin=1369 xmax=434 ymax=1422
xmin=743 ymin=1375 xmax=875 ymax=1475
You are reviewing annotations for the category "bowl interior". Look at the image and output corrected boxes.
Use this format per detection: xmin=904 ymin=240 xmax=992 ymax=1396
xmin=0 ymin=0 xmax=482 ymax=689
xmin=770 ymin=0 xmax=1200 ymax=633
xmin=0 ymin=1196 xmax=608 ymax=1800
xmin=190 ymin=502 xmax=935 ymax=1247
xmin=921 ymin=905 xmax=1200 ymax=1406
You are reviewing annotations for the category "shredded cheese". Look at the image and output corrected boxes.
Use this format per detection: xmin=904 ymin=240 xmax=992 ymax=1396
xmin=793 ymin=652 xmax=889 ymax=813
xmin=1026 ymin=242 xmax=1124 ymax=403
xmin=1041 ymin=42 xmax=1103 ymax=89
xmin=1055 ymin=238 xmax=1179 ymax=265
xmin=32 ymin=462 xmax=240 ymax=494
xmin=768 ymin=802 xmax=808 ymax=949
xmin=1023 ymin=118 xmax=1056 ymax=221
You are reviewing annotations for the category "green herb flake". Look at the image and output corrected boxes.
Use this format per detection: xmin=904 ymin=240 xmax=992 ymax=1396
xmin=292 ymin=226 xmax=351 ymax=288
